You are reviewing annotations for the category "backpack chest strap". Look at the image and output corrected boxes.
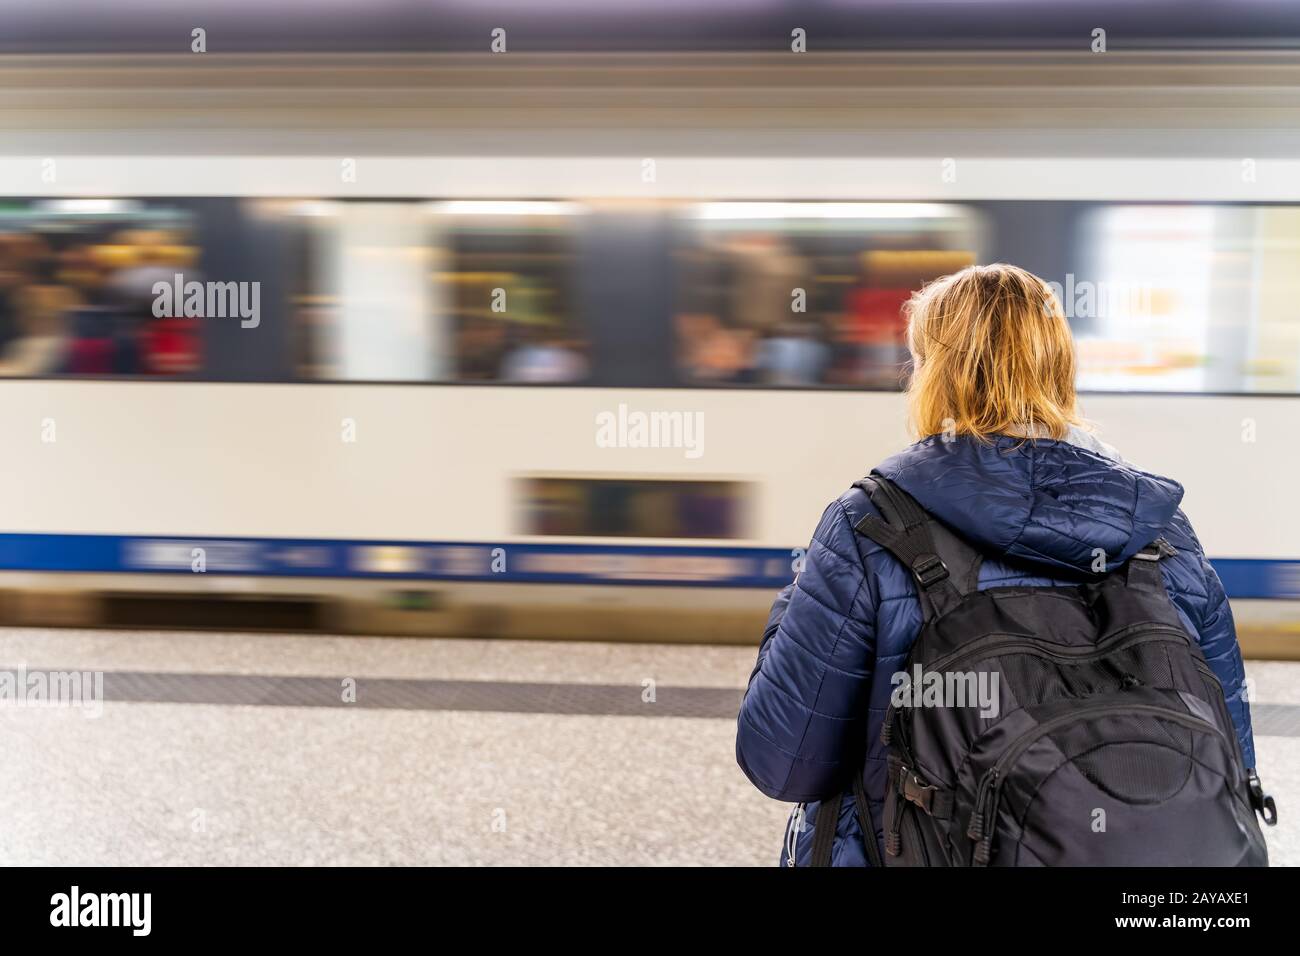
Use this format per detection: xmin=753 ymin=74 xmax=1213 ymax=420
xmin=888 ymin=755 xmax=955 ymax=821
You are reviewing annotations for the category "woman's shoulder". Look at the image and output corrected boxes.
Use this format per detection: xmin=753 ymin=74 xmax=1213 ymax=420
xmin=1159 ymin=506 xmax=1203 ymax=553
xmin=799 ymin=480 xmax=896 ymax=580
xmin=1156 ymin=507 xmax=1215 ymax=603
xmin=824 ymin=477 xmax=888 ymax=535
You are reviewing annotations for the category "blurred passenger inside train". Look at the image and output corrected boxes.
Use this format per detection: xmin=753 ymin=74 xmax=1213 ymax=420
xmin=754 ymin=319 xmax=829 ymax=386
xmin=736 ymin=263 xmax=1261 ymax=867
xmin=676 ymin=312 xmax=756 ymax=384
xmin=0 ymin=222 xmax=202 ymax=377
xmin=499 ymin=322 xmax=588 ymax=384
xmin=104 ymin=229 xmax=202 ymax=375
xmin=834 ymin=252 xmax=913 ymax=388
xmin=61 ymin=284 xmax=123 ymax=376
xmin=723 ymin=233 xmax=809 ymax=335
xmin=676 ymin=233 xmax=807 ymax=384
xmin=1 ymin=250 xmax=78 ymax=376
xmin=674 ymin=226 xmax=972 ymax=388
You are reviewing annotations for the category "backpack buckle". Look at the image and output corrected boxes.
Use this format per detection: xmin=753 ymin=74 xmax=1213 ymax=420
xmin=910 ymin=553 xmax=949 ymax=588
xmin=899 ymin=767 xmax=938 ymax=814
xmin=1134 ymin=538 xmax=1178 ymax=561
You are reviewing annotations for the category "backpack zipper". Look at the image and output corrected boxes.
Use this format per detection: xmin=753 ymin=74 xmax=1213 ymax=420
xmin=930 ymin=624 xmax=1190 ymax=677
xmin=786 ymin=803 xmax=806 ymax=866
xmin=881 ymin=625 xmax=1191 ymax=749
xmin=966 ymin=701 xmax=1227 ymax=865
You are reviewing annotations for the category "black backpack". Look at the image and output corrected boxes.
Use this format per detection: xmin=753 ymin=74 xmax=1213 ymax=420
xmin=810 ymin=475 xmax=1276 ymax=867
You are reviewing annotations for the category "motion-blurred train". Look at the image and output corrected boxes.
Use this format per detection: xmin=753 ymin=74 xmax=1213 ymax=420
xmin=2 ymin=26 xmax=1300 ymax=650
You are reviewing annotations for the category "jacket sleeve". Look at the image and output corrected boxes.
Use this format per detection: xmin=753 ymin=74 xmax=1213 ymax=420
xmin=736 ymin=499 xmax=878 ymax=802
xmin=1195 ymin=553 xmax=1256 ymax=769
xmin=744 ymin=582 xmax=795 ymax=689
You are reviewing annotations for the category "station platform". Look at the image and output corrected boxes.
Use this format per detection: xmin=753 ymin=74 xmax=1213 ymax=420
xmin=2 ymin=627 xmax=1295 ymax=866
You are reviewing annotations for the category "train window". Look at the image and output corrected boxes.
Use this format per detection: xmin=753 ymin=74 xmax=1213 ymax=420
xmin=672 ymin=202 xmax=983 ymax=389
xmin=520 ymin=477 xmax=751 ymax=540
xmin=285 ymin=200 xmax=587 ymax=383
xmin=0 ymin=199 xmax=201 ymax=378
xmin=1075 ymin=204 xmax=1300 ymax=393
xmin=285 ymin=201 xmax=437 ymax=381
xmin=437 ymin=202 xmax=586 ymax=384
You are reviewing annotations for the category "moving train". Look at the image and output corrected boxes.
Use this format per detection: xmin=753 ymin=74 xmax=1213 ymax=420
xmin=2 ymin=40 xmax=1300 ymax=651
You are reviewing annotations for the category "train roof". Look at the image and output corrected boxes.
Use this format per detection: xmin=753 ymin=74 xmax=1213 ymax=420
xmin=2 ymin=1 xmax=1299 ymax=55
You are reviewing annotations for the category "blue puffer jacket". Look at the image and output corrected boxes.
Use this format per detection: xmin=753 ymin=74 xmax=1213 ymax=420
xmin=736 ymin=433 xmax=1255 ymax=867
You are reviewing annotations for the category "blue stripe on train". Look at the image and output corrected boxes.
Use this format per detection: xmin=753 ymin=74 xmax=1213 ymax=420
xmin=0 ymin=533 xmax=1296 ymax=599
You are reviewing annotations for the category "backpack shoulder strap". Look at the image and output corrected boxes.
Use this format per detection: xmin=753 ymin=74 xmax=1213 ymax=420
xmin=808 ymin=790 xmax=844 ymax=867
xmin=1124 ymin=537 xmax=1177 ymax=592
xmin=851 ymin=475 xmax=979 ymax=622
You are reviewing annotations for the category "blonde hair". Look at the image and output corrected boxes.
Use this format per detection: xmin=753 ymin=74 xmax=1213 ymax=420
xmin=904 ymin=263 xmax=1081 ymax=443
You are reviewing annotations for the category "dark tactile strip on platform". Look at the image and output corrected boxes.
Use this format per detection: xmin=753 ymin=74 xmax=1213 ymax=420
xmin=92 ymin=670 xmax=749 ymax=718
xmin=7 ymin=667 xmax=1300 ymax=730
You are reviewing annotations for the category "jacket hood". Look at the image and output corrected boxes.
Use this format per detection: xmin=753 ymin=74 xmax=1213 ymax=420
xmin=874 ymin=434 xmax=1184 ymax=575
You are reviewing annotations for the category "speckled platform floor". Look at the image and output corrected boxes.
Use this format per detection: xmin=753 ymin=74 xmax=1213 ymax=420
xmin=0 ymin=627 xmax=1296 ymax=866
